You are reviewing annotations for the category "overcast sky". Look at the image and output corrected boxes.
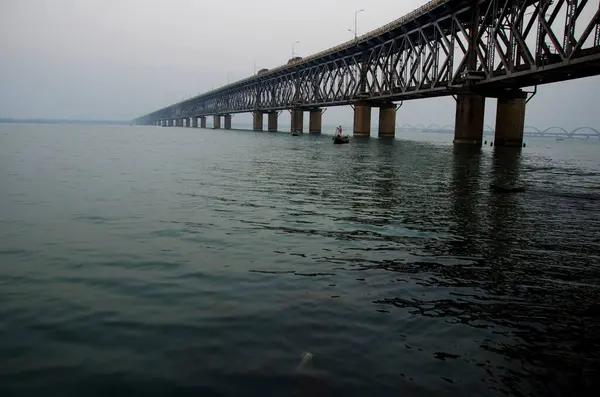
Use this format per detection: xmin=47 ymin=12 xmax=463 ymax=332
xmin=1 ymin=0 xmax=599 ymax=129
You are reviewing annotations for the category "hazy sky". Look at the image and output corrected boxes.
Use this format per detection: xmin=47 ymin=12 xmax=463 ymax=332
xmin=1 ymin=0 xmax=599 ymax=129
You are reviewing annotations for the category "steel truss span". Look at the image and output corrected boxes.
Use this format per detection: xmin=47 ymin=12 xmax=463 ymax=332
xmin=135 ymin=0 xmax=600 ymax=124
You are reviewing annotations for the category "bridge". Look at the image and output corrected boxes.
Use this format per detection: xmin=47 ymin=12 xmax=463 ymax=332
xmin=397 ymin=124 xmax=600 ymax=138
xmin=133 ymin=0 xmax=600 ymax=147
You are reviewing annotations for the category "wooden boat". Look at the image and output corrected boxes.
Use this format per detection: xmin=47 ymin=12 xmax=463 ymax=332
xmin=333 ymin=135 xmax=350 ymax=144
xmin=291 ymin=130 xmax=302 ymax=136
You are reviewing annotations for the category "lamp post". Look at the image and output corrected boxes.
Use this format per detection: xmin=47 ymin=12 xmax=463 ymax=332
xmin=292 ymin=40 xmax=300 ymax=58
xmin=349 ymin=8 xmax=365 ymax=39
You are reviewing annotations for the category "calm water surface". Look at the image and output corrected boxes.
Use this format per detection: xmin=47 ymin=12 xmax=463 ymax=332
xmin=1 ymin=123 xmax=600 ymax=396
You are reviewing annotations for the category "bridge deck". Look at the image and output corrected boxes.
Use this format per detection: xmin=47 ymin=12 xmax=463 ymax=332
xmin=136 ymin=0 xmax=600 ymax=123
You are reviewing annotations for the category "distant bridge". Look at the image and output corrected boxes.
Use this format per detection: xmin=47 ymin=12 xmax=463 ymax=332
xmin=397 ymin=124 xmax=600 ymax=138
xmin=134 ymin=0 xmax=600 ymax=148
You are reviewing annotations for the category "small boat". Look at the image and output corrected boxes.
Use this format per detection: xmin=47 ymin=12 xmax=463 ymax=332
xmin=333 ymin=135 xmax=350 ymax=144
xmin=291 ymin=130 xmax=302 ymax=136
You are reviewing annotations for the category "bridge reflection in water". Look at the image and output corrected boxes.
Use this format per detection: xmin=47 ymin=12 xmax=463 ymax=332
xmin=338 ymin=139 xmax=600 ymax=395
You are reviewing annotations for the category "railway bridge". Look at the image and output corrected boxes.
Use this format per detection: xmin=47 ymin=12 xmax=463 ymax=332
xmin=133 ymin=0 xmax=600 ymax=147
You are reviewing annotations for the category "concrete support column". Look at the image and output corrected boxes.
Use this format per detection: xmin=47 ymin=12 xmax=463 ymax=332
xmin=224 ymin=114 xmax=232 ymax=130
xmin=253 ymin=112 xmax=263 ymax=131
xmin=454 ymin=94 xmax=485 ymax=144
xmin=213 ymin=115 xmax=221 ymax=129
xmin=353 ymin=103 xmax=371 ymax=136
xmin=494 ymin=91 xmax=527 ymax=147
xmin=200 ymin=116 xmax=206 ymax=129
xmin=291 ymin=109 xmax=303 ymax=132
xmin=191 ymin=117 xmax=198 ymax=128
xmin=378 ymin=104 xmax=396 ymax=137
xmin=309 ymin=109 xmax=322 ymax=134
xmin=179 ymin=118 xmax=185 ymax=127
xmin=267 ymin=111 xmax=278 ymax=132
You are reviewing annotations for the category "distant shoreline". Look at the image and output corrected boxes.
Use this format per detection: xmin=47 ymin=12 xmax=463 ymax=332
xmin=0 ymin=118 xmax=130 ymax=125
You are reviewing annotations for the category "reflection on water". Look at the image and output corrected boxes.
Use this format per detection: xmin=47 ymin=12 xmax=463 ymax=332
xmin=0 ymin=124 xmax=599 ymax=397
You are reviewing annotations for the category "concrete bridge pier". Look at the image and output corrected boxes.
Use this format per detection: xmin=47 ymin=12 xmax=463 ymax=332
xmin=291 ymin=109 xmax=303 ymax=132
xmin=191 ymin=116 xmax=198 ymax=128
xmin=267 ymin=111 xmax=278 ymax=132
xmin=494 ymin=90 xmax=527 ymax=147
xmin=309 ymin=109 xmax=322 ymax=134
xmin=200 ymin=116 xmax=206 ymax=129
xmin=224 ymin=114 xmax=232 ymax=130
xmin=213 ymin=115 xmax=221 ymax=129
xmin=253 ymin=111 xmax=263 ymax=131
xmin=454 ymin=94 xmax=485 ymax=144
xmin=178 ymin=118 xmax=185 ymax=127
xmin=353 ymin=103 xmax=371 ymax=136
xmin=378 ymin=103 xmax=396 ymax=137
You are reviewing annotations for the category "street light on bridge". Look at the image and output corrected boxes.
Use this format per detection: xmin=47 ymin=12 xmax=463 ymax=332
xmin=348 ymin=8 xmax=365 ymax=39
xmin=292 ymin=40 xmax=300 ymax=58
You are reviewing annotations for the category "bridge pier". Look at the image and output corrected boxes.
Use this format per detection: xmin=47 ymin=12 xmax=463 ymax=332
xmin=224 ymin=114 xmax=232 ymax=130
xmin=378 ymin=104 xmax=396 ymax=137
xmin=454 ymin=94 xmax=485 ymax=145
xmin=191 ymin=116 xmax=198 ymax=128
xmin=213 ymin=115 xmax=221 ymax=129
xmin=309 ymin=109 xmax=322 ymax=134
xmin=253 ymin=111 xmax=263 ymax=131
xmin=495 ymin=90 xmax=527 ymax=147
xmin=200 ymin=116 xmax=206 ymax=129
xmin=178 ymin=118 xmax=185 ymax=127
xmin=353 ymin=103 xmax=371 ymax=136
xmin=291 ymin=109 xmax=303 ymax=132
xmin=267 ymin=111 xmax=278 ymax=132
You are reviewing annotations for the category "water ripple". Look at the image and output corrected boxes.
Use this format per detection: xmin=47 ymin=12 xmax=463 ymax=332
xmin=1 ymin=125 xmax=599 ymax=396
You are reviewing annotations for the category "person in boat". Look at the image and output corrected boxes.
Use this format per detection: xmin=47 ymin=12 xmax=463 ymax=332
xmin=336 ymin=126 xmax=343 ymax=138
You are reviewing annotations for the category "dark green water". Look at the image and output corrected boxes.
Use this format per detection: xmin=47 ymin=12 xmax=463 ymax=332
xmin=1 ymin=123 xmax=600 ymax=397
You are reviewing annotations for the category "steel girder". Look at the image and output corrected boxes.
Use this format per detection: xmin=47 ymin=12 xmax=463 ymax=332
xmin=135 ymin=0 xmax=600 ymax=124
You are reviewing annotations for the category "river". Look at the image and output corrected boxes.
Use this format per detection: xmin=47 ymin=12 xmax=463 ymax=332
xmin=1 ymin=123 xmax=599 ymax=396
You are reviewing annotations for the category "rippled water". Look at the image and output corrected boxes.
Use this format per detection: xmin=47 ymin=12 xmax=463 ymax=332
xmin=1 ymin=123 xmax=600 ymax=397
